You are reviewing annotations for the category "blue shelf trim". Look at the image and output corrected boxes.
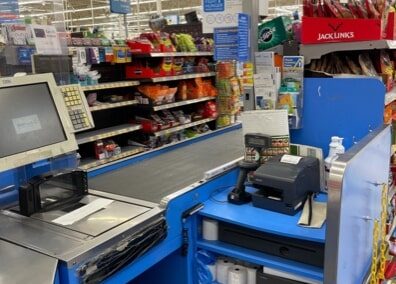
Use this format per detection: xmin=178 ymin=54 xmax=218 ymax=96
xmin=199 ymin=187 xmax=326 ymax=243
xmin=88 ymin=123 xmax=242 ymax=178
xmin=197 ymin=239 xmax=324 ymax=282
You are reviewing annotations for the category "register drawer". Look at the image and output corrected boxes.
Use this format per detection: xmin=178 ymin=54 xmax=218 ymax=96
xmin=218 ymin=222 xmax=324 ymax=267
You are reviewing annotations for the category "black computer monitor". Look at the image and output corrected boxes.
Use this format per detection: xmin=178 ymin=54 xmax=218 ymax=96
xmin=0 ymin=73 xmax=77 ymax=172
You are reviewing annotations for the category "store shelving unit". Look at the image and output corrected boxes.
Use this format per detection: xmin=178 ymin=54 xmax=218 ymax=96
xmin=301 ymin=40 xmax=396 ymax=64
xmin=152 ymin=118 xmax=216 ymax=137
xmin=79 ymin=145 xmax=145 ymax=170
xmin=133 ymin=52 xmax=213 ymax=57
xmin=141 ymin=72 xmax=216 ymax=83
xmin=80 ymin=80 xmax=140 ymax=91
xmin=142 ymin=97 xmax=216 ymax=111
xmin=90 ymin=100 xmax=139 ymax=112
xmin=76 ymin=124 xmax=141 ymax=145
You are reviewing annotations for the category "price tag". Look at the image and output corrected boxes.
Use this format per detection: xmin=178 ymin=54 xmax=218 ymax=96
xmin=280 ymin=154 xmax=302 ymax=165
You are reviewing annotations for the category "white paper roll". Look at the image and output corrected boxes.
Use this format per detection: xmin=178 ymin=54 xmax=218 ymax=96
xmin=202 ymin=218 xmax=218 ymax=241
xmin=208 ymin=264 xmax=216 ymax=281
xmin=216 ymin=259 xmax=233 ymax=284
xmin=246 ymin=266 xmax=258 ymax=284
xmin=227 ymin=265 xmax=247 ymax=284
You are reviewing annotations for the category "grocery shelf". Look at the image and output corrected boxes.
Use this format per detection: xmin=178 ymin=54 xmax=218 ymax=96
xmin=133 ymin=52 xmax=213 ymax=57
xmin=76 ymin=124 xmax=142 ymax=145
xmin=85 ymin=122 xmax=241 ymax=172
xmin=90 ymin=100 xmax=139 ymax=112
xmin=386 ymin=87 xmax=396 ymax=106
xmin=151 ymin=97 xmax=216 ymax=111
xmin=197 ymin=239 xmax=323 ymax=282
xmin=153 ymin=118 xmax=216 ymax=137
xmin=141 ymin=72 xmax=216 ymax=83
xmin=301 ymin=40 xmax=396 ymax=64
xmin=80 ymin=81 xmax=140 ymax=91
xmin=79 ymin=146 xmax=145 ymax=170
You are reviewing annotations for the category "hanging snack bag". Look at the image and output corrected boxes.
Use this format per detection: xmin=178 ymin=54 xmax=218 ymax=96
xmin=359 ymin=53 xmax=378 ymax=76
xmin=354 ymin=0 xmax=369 ymax=18
xmin=324 ymin=0 xmax=343 ymax=17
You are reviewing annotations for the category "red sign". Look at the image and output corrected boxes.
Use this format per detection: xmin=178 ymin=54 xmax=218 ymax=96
xmin=302 ymin=16 xmax=382 ymax=44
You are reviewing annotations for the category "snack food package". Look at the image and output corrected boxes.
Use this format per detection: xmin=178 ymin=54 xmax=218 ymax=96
xmin=359 ymin=53 xmax=378 ymax=76
xmin=333 ymin=1 xmax=355 ymax=18
xmin=324 ymin=0 xmax=343 ymax=17
xmin=380 ymin=50 xmax=394 ymax=76
xmin=346 ymin=56 xmax=363 ymax=74
xmin=354 ymin=0 xmax=369 ymax=18
xmin=365 ymin=0 xmax=381 ymax=18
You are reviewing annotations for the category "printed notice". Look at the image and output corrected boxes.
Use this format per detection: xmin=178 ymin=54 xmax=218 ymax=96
xmin=12 ymin=114 xmax=42 ymax=134
xmin=280 ymin=154 xmax=303 ymax=165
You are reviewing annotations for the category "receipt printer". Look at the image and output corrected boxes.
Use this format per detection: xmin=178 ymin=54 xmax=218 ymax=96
xmin=250 ymin=155 xmax=320 ymax=215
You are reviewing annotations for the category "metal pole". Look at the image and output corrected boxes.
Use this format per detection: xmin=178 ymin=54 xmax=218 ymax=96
xmin=241 ymin=0 xmax=260 ymax=111
xmin=157 ymin=0 xmax=162 ymax=15
xmin=90 ymin=0 xmax=94 ymax=27
xmin=137 ymin=0 xmax=141 ymax=34
xmin=124 ymin=14 xmax=128 ymax=38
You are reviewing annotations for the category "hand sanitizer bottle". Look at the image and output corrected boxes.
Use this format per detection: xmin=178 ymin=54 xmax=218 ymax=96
xmin=325 ymin=136 xmax=344 ymax=190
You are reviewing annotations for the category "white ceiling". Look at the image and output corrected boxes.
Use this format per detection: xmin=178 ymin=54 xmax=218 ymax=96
xmin=17 ymin=0 xmax=301 ymax=37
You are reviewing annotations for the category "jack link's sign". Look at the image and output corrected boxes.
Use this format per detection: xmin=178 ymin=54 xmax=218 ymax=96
xmin=301 ymin=16 xmax=382 ymax=44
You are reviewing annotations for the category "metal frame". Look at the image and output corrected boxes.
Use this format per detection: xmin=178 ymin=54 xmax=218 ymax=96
xmin=0 ymin=73 xmax=78 ymax=172
xmin=324 ymin=125 xmax=391 ymax=284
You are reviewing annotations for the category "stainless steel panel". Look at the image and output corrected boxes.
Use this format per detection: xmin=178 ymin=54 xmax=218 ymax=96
xmin=324 ymin=125 xmax=391 ymax=284
xmin=0 ymin=203 xmax=164 ymax=267
xmin=32 ymin=195 xmax=150 ymax=236
xmin=0 ymin=239 xmax=58 ymax=284
xmin=0 ymin=211 xmax=87 ymax=256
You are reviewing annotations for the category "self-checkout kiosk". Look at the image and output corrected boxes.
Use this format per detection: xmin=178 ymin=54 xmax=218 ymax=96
xmin=0 ymin=74 xmax=166 ymax=283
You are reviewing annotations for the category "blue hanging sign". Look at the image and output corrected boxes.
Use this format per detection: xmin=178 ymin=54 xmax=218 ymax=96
xmin=237 ymin=13 xmax=251 ymax=62
xmin=214 ymin=27 xmax=238 ymax=61
xmin=203 ymin=0 xmax=225 ymax=12
xmin=110 ymin=0 xmax=131 ymax=14
xmin=0 ymin=0 xmax=19 ymax=23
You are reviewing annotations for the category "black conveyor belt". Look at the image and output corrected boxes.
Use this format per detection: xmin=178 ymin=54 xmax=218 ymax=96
xmin=89 ymin=129 xmax=243 ymax=203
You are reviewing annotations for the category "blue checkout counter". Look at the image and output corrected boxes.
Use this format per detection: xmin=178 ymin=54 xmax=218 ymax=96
xmin=0 ymin=77 xmax=391 ymax=284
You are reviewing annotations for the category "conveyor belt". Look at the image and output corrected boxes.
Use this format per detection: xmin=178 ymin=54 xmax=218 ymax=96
xmin=89 ymin=129 xmax=243 ymax=203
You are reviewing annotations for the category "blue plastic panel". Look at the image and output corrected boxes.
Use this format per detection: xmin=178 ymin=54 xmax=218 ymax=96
xmin=291 ymin=78 xmax=385 ymax=156
xmin=0 ymin=154 xmax=77 ymax=207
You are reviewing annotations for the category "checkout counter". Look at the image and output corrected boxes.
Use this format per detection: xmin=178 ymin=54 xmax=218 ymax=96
xmin=0 ymin=74 xmax=391 ymax=284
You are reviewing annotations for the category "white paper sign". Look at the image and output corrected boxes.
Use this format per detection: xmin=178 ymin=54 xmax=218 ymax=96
xmin=280 ymin=154 xmax=303 ymax=165
xmin=12 ymin=114 xmax=42 ymax=134
xmin=241 ymin=110 xmax=289 ymax=136
xmin=202 ymin=0 xmax=243 ymax=33
xmin=31 ymin=24 xmax=62 ymax=55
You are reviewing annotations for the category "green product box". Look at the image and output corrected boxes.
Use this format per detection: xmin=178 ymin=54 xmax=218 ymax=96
xmin=258 ymin=16 xmax=292 ymax=51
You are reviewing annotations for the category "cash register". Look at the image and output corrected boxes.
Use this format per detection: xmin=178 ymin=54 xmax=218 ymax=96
xmin=0 ymin=74 xmax=166 ymax=283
